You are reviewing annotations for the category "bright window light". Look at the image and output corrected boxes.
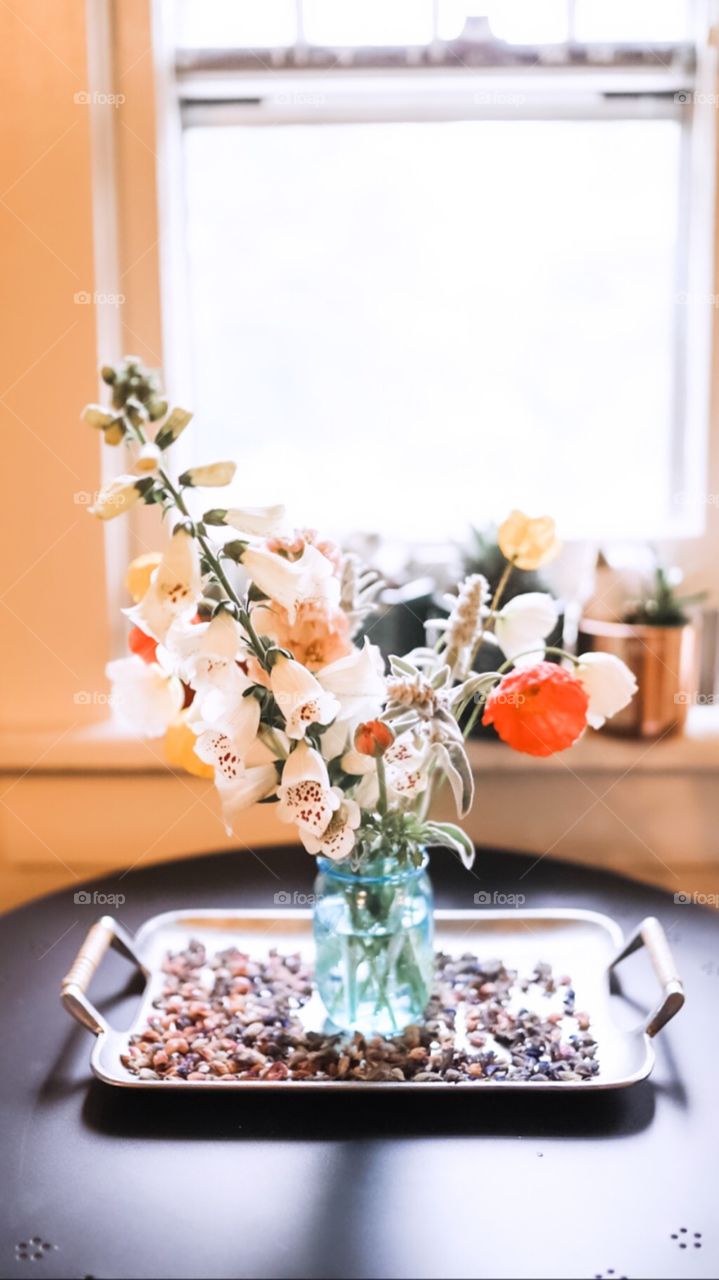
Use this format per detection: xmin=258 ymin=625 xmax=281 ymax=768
xmin=302 ymin=0 xmax=435 ymax=47
xmin=181 ymin=117 xmax=681 ymax=541
xmin=176 ymin=0 xmax=297 ymax=49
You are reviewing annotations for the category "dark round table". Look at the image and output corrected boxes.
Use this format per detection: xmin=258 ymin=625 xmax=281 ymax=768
xmin=1 ymin=845 xmax=717 ymax=1280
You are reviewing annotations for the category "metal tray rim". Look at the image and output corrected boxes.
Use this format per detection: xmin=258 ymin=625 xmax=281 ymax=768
xmin=88 ymin=905 xmax=657 ymax=1093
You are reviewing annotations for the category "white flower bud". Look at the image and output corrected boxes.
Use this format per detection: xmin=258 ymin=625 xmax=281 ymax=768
xmin=135 ymin=442 xmax=161 ymax=474
xmin=82 ymin=404 xmax=114 ymax=429
xmin=89 ymin=475 xmax=143 ymax=521
xmin=180 ymin=461 xmax=237 ymax=487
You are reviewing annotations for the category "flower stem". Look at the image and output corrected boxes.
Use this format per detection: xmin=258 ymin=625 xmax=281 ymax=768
xmin=375 ymin=754 xmax=388 ymax=816
xmin=154 ymin=465 xmax=271 ymax=672
xmin=495 ymin=644 xmax=578 ymax=676
xmin=460 ymin=646 xmax=578 ymax=739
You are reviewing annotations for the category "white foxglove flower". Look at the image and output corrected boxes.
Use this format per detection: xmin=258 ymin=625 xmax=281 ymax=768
xmin=213 ymin=763 xmax=279 ymax=835
xmin=90 ymin=475 xmax=143 ymax=520
xmin=342 ymin=731 xmax=430 ymax=808
xmin=269 ymin=655 xmax=339 ymax=740
xmin=135 ymin=443 xmax=161 ymax=474
xmin=181 ymin=610 xmax=248 ymax=700
xmin=125 ymin=527 xmax=202 ymax=642
xmin=243 ymin=543 xmax=339 ymax=622
xmin=317 ymin=637 xmax=386 ymax=722
xmin=194 ymin=693 xmax=261 ymax=782
xmin=276 ymin=742 xmax=341 ymax=838
xmin=301 ymin=798 xmax=361 ymax=861
xmin=317 ymin=717 xmax=353 ymax=763
xmin=575 ymin=652 xmax=638 ymax=729
xmin=385 ymin=733 xmax=431 ymax=799
xmin=106 ymin=656 xmax=184 ymax=736
xmin=179 ymin=461 xmax=237 ymax=487
xmin=494 ymin=592 xmax=559 ymax=666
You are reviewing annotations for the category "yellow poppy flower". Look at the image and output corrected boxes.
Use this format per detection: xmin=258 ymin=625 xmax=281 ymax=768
xmin=498 ymin=510 xmax=560 ymax=571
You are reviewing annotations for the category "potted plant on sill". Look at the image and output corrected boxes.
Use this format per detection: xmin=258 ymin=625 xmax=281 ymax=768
xmin=82 ymin=357 xmax=636 ymax=1037
xmin=578 ymin=561 xmax=704 ymax=738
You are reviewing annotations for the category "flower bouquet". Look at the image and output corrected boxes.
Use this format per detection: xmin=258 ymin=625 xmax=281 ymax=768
xmin=83 ymin=358 xmax=637 ymax=1036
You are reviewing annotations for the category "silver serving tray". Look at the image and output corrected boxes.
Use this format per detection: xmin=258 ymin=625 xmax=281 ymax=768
xmin=61 ymin=907 xmax=684 ymax=1092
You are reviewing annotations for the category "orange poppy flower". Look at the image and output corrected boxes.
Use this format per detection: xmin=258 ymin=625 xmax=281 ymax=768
xmin=482 ymin=661 xmax=588 ymax=757
xmin=128 ymin=624 xmax=158 ymax=665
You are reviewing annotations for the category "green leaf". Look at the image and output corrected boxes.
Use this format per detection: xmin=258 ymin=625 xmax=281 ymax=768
xmin=430 ymin=663 xmax=451 ymax=689
xmin=389 ymin=655 xmax=418 ymax=677
xmin=424 ymin=821 xmax=475 ymax=869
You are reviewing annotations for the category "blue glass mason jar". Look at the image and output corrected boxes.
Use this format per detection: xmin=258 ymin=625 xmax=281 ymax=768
xmin=312 ymin=852 xmax=434 ymax=1037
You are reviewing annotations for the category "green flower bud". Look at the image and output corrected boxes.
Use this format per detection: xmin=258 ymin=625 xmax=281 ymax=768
xmin=155 ymin=406 xmax=193 ymax=450
xmin=82 ymin=404 xmax=114 ymax=429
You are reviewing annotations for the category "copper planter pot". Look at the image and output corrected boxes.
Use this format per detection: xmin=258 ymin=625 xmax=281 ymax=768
xmin=577 ymin=617 xmax=697 ymax=738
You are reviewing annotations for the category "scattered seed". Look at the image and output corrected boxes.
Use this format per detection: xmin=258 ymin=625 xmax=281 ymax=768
xmin=123 ymin=943 xmax=598 ymax=1085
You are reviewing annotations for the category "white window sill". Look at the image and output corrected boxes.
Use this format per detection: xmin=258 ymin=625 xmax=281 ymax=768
xmin=1 ymin=706 xmax=718 ymax=775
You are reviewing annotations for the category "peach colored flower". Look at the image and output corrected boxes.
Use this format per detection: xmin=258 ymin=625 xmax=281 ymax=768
xmin=266 ymin=528 xmax=342 ymax=573
xmin=252 ymin=601 xmax=352 ymax=671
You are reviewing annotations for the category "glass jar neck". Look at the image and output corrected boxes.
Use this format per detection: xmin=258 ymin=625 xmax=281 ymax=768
xmin=316 ymin=851 xmax=429 ymax=885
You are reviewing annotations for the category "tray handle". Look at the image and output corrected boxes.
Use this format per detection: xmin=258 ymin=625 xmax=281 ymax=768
xmin=61 ymin=915 xmax=147 ymax=1035
xmin=609 ymin=915 xmax=684 ymax=1037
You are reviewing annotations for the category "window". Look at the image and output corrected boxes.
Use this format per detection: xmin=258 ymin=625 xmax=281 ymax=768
xmin=166 ymin=1 xmax=711 ymax=544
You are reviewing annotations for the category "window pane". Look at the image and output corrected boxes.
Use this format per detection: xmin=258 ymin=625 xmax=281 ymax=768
xmin=302 ymin=0 xmax=434 ymax=47
xmin=182 ymin=119 xmax=681 ymax=541
xmin=485 ymin=1 xmax=570 ymax=45
xmin=176 ymin=0 xmax=296 ymax=49
xmin=574 ymin=0 xmax=690 ymax=44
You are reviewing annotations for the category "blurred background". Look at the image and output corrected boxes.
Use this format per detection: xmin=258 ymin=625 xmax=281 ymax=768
xmin=1 ymin=0 xmax=718 ymax=911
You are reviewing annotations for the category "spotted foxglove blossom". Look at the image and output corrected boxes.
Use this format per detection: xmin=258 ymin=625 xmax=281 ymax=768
xmin=213 ymin=763 xmax=279 ymax=835
xmin=343 ymin=731 xmax=431 ymax=809
xmin=169 ymin=610 xmax=248 ymax=706
xmin=269 ymin=655 xmax=339 ymax=740
xmin=575 ymin=652 xmax=638 ymax=729
xmin=494 ymin=592 xmax=558 ymax=666
xmin=193 ymin=692 xmax=261 ymax=783
xmin=277 ymin=742 xmax=341 ymax=838
xmin=300 ymin=798 xmax=361 ymax=860
xmin=243 ymin=543 xmax=340 ymax=622
xmin=90 ymin=475 xmax=144 ymax=520
xmin=125 ymin=527 xmax=202 ymax=643
xmin=106 ymin=655 xmax=184 ymax=736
